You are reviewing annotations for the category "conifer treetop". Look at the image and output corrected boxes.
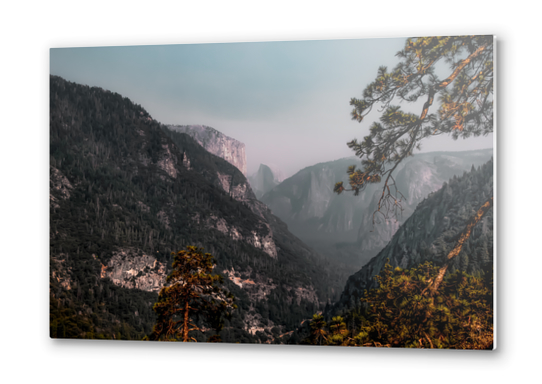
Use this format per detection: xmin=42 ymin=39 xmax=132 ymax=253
xmin=335 ymin=36 xmax=493 ymax=222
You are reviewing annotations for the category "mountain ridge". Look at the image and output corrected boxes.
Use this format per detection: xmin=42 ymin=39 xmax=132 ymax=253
xmin=330 ymin=158 xmax=494 ymax=316
xmin=49 ymin=75 xmax=344 ymax=342
xmin=167 ymin=124 xmax=248 ymax=176
xmin=261 ymin=148 xmax=493 ymax=269
xmin=248 ymin=164 xmax=284 ymax=199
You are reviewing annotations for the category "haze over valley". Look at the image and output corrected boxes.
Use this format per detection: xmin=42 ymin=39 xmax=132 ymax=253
xmin=50 ymin=36 xmax=494 ymax=347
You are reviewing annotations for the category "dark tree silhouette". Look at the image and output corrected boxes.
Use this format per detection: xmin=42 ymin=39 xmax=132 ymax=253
xmin=149 ymin=246 xmax=235 ymax=342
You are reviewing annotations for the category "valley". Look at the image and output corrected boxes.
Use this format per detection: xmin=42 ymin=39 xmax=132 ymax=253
xmin=49 ymin=75 xmax=494 ymax=346
xmin=255 ymin=149 xmax=492 ymax=271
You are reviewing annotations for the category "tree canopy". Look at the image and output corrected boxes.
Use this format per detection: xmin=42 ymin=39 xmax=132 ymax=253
xmin=149 ymin=246 xmax=236 ymax=342
xmin=329 ymin=37 xmax=495 ymax=345
xmin=335 ymin=35 xmax=493 ymax=221
xmin=305 ymin=261 xmax=493 ymax=349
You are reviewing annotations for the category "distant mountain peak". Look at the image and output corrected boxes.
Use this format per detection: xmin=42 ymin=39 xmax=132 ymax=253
xmin=260 ymin=149 xmax=494 ymax=269
xmin=264 ymin=163 xmax=285 ymax=183
xmin=248 ymin=163 xmax=284 ymax=199
xmin=167 ymin=124 xmax=247 ymax=176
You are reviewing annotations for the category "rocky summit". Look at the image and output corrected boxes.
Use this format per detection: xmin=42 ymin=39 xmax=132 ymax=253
xmin=167 ymin=124 xmax=247 ymax=176
xmin=49 ymin=76 xmax=345 ymax=342
xmin=248 ymin=164 xmax=284 ymax=199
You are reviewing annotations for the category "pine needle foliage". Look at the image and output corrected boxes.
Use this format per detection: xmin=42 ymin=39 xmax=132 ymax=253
xmin=328 ymin=316 xmax=350 ymax=346
xmin=304 ymin=260 xmax=493 ymax=349
xmin=305 ymin=313 xmax=328 ymax=345
xmin=149 ymin=246 xmax=236 ymax=342
xmin=335 ymin=36 xmax=493 ymax=223
xmin=356 ymin=261 xmax=493 ymax=349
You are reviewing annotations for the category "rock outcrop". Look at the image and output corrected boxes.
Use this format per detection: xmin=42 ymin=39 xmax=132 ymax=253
xmin=331 ymin=159 xmax=494 ymax=316
xmin=248 ymin=164 xmax=284 ymax=199
xmin=206 ymin=214 xmax=278 ymax=259
xmin=50 ymin=166 xmax=74 ymax=209
xmin=49 ymin=75 xmax=346 ymax=343
xmin=157 ymin=143 xmax=178 ymax=179
xmin=102 ymin=248 xmax=167 ymax=293
xmin=51 ymin=254 xmax=73 ymax=291
xmin=261 ymin=149 xmax=493 ymax=268
xmin=168 ymin=124 xmax=247 ymax=176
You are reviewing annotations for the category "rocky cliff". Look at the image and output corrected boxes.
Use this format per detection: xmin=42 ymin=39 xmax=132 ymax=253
xmin=261 ymin=150 xmax=493 ymax=269
xmin=101 ymin=248 xmax=167 ymax=293
xmin=248 ymin=164 xmax=284 ymax=199
xmin=331 ymin=159 xmax=494 ymax=315
xmin=49 ymin=76 xmax=340 ymax=342
xmin=356 ymin=152 xmax=492 ymax=259
xmin=261 ymin=157 xmax=375 ymax=230
xmin=167 ymin=124 xmax=247 ymax=176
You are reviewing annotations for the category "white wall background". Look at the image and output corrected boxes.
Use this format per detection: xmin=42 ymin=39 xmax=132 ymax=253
xmin=0 ymin=1 xmax=536 ymax=382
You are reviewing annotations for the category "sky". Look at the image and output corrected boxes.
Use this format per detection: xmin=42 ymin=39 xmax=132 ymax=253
xmin=50 ymin=38 xmax=493 ymax=178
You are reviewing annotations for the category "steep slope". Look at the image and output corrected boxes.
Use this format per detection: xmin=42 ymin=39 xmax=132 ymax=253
xmin=261 ymin=150 xmax=492 ymax=269
xmin=49 ymin=76 xmax=342 ymax=343
xmin=355 ymin=151 xmax=492 ymax=260
xmin=167 ymin=124 xmax=247 ymax=176
xmin=331 ymin=159 xmax=494 ymax=315
xmin=261 ymin=157 xmax=375 ymax=233
xmin=248 ymin=164 xmax=283 ymax=199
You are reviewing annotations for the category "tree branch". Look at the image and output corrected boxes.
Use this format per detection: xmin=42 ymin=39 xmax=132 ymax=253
xmin=436 ymin=43 xmax=489 ymax=90
xmin=427 ymin=197 xmax=493 ymax=296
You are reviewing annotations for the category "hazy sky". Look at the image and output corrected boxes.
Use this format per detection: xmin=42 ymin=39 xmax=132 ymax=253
xmin=51 ymin=38 xmax=493 ymax=177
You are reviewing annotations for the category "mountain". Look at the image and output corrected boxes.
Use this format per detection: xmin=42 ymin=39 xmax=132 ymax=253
xmin=248 ymin=164 xmax=284 ymax=199
xmin=331 ymin=159 xmax=494 ymax=316
xmin=49 ymin=76 xmax=344 ymax=343
xmin=260 ymin=149 xmax=493 ymax=269
xmin=167 ymin=124 xmax=247 ymax=176
xmin=261 ymin=157 xmax=373 ymax=233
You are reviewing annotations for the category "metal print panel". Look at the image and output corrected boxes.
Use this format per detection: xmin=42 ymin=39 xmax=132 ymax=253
xmin=50 ymin=35 xmax=495 ymax=348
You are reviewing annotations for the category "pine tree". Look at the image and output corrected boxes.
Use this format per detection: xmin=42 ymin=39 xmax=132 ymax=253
xmin=335 ymin=36 xmax=493 ymax=213
xmin=354 ymin=261 xmax=493 ymax=349
xmin=334 ymin=35 xmax=494 ymax=292
xmin=328 ymin=316 xmax=349 ymax=346
xmin=306 ymin=313 xmax=328 ymax=345
xmin=148 ymin=246 xmax=236 ymax=342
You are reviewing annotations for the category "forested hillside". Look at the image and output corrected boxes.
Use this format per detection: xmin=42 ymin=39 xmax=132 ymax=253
xmin=49 ymin=76 xmax=345 ymax=342
xmin=330 ymin=159 xmax=494 ymax=316
xmin=261 ymin=150 xmax=492 ymax=270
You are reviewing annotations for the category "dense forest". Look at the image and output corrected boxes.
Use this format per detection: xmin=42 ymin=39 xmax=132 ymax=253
xmin=50 ymin=74 xmax=493 ymax=347
xmin=281 ymin=160 xmax=494 ymax=348
xmin=330 ymin=159 xmax=493 ymax=316
xmin=49 ymin=75 xmax=352 ymax=342
xmin=294 ymin=260 xmax=493 ymax=348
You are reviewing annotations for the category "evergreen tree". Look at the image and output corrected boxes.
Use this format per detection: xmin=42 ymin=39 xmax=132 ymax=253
xmin=355 ymin=261 xmax=493 ymax=349
xmin=306 ymin=313 xmax=328 ymax=345
xmin=334 ymin=36 xmax=494 ymax=292
xmin=335 ymin=36 xmax=493 ymax=205
xmin=327 ymin=316 xmax=349 ymax=346
xmin=306 ymin=260 xmax=493 ymax=349
xmin=149 ymin=246 xmax=236 ymax=342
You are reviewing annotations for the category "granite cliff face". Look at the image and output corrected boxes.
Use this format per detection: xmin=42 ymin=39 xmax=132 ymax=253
xmin=261 ymin=157 xmax=375 ymax=230
xmin=331 ymin=159 xmax=494 ymax=315
xmin=50 ymin=76 xmax=343 ymax=342
xmin=261 ymin=150 xmax=493 ymax=268
xmin=168 ymin=124 xmax=247 ymax=176
xmin=248 ymin=164 xmax=284 ymax=199
xmin=50 ymin=166 xmax=74 ymax=209
xmin=355 ymin=154 xmax=487 ymax=260
xmin=101 ymin=248 xmax=167 ymax=293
